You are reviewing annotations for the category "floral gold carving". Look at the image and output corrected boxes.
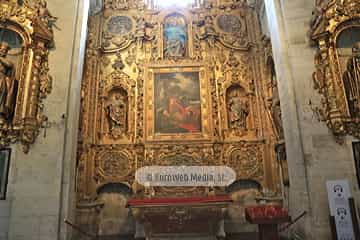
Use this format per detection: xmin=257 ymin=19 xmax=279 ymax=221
xmin=225 ymin=142 xmax=264 ymax=181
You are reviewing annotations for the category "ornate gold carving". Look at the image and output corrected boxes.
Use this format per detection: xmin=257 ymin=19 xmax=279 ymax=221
xmin=310 ymin=0 xmax=360 ymax=139
xmin=195 ymin=15 xmax=219 ymax=48
xmin=76 ymin=0 xmax=280 ymax=204
xmin=100 ymin=52 xmax=136 ymax=143
xmin=97 ymin=150 xmax=132 ymax=179
xmin=0 ymin=0 xmax=54 ymax=152
xmin=104 ymin=0 xmax=145 ymax=11
xmin=224 ymin=142 xmax=265 ymax=181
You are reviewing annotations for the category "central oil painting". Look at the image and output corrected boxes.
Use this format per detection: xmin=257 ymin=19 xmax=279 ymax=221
xmin=145 ymin=66 xmax=212 ymax=142
xmin=154 ymin=72 xmax=201 ymax=134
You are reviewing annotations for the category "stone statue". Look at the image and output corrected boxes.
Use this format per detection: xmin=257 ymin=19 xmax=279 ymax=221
xmin=227 ymin=89 xmax=249 ymax=130
xmin=343 ymin=42 xmax=360 ymax=118
xmin=271 ymin=79 xmax=284 ymax=139
xmin=0 ymin=42 xmax=17 ymax=124
xmin=106 ymin=93 xmax=127 ymax=139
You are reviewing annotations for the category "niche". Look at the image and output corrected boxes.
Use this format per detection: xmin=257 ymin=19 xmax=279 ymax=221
xmin=105 ymin=88 xmax=128 ymax=139
xmin=226 ymin=85 xmax=249 ymax=131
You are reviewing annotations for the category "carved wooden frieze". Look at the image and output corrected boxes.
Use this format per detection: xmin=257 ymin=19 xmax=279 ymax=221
xmin=223 ymin=141 xmax=265 ymax=181
xmin=0 ymin=0 xmax=55 ymax=152
xmin=310 ymin=0 xmax=360 ymax=139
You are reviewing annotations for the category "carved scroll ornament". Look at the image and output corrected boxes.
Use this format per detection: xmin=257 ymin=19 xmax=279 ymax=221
xmin=310 ymin=0 xmax=360 ymax=139
xmin=0 ymin=0 xmax=54 ymax=152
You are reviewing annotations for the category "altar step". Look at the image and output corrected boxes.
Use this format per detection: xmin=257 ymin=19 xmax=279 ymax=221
xmin=226 ymin=232 xmax=259 ymax=240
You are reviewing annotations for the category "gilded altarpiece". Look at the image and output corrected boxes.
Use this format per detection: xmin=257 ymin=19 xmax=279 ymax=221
xmin=311 ymin=0 xmax=360 ymax=139
xmin=76 ymin=0 xmax=282 ymax=217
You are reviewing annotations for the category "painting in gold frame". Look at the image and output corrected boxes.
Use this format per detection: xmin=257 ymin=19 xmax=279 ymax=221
xmin=145 ymin=65 xmax=212 ymax=142
xmin=0 ymin=148 xmax=10 ymax=200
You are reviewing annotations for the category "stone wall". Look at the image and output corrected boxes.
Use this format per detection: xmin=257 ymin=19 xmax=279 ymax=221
xmin=263 ymin=0 xmax=360 ymax=239
xmin=0 ymin=0 xmax=89 ymax=239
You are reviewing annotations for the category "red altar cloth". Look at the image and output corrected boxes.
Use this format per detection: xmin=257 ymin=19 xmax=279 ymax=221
xmin=127 ymin=195 xmax=232 ymax=207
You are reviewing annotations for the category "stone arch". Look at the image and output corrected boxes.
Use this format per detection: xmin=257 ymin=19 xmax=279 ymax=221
xmin=97 ymin=182 xmax=133 ymax=195
xmin=226 ymin=179 xmax=262 ymax=194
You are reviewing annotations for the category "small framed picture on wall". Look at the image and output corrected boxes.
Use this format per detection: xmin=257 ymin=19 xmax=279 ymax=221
xmin=353 ymin=142 xmax=360 ymax=189
xmin=0 ymin=149 xmax=11 ymax=200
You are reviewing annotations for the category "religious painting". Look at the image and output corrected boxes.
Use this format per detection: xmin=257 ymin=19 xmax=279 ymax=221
xmin=336 ymin=27 xmax=360 ymax=118
xmin=163 ymin=13 xmax=187 ymax=58
xmin=352 ymin=142 xmax=360 ymax=189
xmin=145 ymin=66 xmax=212 ymax=142
xmin=0 ymin=148 xmax=10 ymax=200
xmin=154 ymin=72 xmax=201 ymax=134
xmin=0 ymin=28 xmax=23 ymax=124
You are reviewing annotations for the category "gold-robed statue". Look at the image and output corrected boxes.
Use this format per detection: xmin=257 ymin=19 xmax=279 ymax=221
xmin=343 ymin=42 xmax=360 ymax=118
xmin=106 ymin=93 xmax=127 ymax=139
xmin=0 ymin=42 xmax=17 ymax=124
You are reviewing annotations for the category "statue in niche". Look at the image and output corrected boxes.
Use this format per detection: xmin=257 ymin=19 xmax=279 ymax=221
xmin=106 ymin=90 xmax=128 ymax=139
xmin=163 ymin=14 xmax=187 ymax=58
xmin=269 ymin=59 xmax=284 ymax=139
xmin=0 ymin=42 xmax=17 ymax=124
xmin=343 ymin=42 xmax=360 ymax=118
xmin=227 ymin=86 xmax=249 ymax=130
